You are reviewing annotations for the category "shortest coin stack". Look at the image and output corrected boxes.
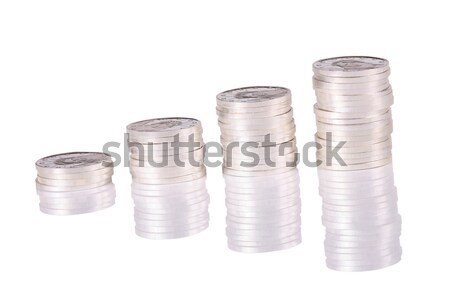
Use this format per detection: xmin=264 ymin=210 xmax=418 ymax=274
xmin=35 ymin=152 xmax=116 ymax=215
xmin=127 ymin=118 xmax=210 ymax=239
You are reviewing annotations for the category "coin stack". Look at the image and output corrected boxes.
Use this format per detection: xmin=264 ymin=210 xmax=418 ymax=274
xmin=35 ymin=152 xmax=116 ymax=215
xmin=216 ymin=86 xmax=302 ymax=253
xmin=312 ymin=56 xmax=401 ymax=271
xmin=127 ymin=118 xmax=210 ymax=239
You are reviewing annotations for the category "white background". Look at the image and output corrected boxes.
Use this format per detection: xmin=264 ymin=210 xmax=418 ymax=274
xmin=0 ymin=1 xmax=448 ymax=299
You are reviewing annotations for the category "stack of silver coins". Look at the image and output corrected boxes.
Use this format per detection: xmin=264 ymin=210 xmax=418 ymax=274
xmin=312 ymin=56 xmax=401 ymax=271
xmin=127 ymin=118 xmax=210 ymax=239
xmin=216 ymin=86 xmax=301 ymax=253
xmin=35 ymin=152 xmax=116 ymax=215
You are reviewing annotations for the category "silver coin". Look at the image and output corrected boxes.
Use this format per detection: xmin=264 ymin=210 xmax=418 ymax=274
xmin=326 ymin=255 xmax=402 ymax=271
xmin=131 ymin=168 xmax=206 ymax=184
xmin=323 ymin=201 xmax=398 ymax=213
xmin=322 ymin=205 xmax=398 ymax=218
xmin=226 ymin=211 xmax=300 ymax=225
xmin=324 ymin=237 xmax=400 ymax=250
xmin=132 ymin=190 xmax=209 ymax=204
xmin=319 ymin=180 xmax=394 ymax=194
xmin=317 ymin=102 xmax=393 ymax=113
xmin=325 ymin=257 xmax=401 ymax=272
xmin=322 ymin=215 xmax=401 ymax=230
xmin=130 ymin=166 xmax=205 ymax=180
xmin=131 ymin=175 xmax=206 ymax=191
xmin=217 ymin=86 xmax=291 ymax=106
xmin=37 ymin=168 xmax=114 ymax=180
xmin=225 ymin=194 xmax=301 ymax=207
xmin=127 ymin=117 xmax=201 ymax=135
xmin=318 ymin=145 xmax=392 ymax=157
xmin=133 ymin=195 xmax=209 ymax=210
xmin=325 ymin=249 xmax=401 ymax=263
xmin=216 ymin=106 xmax=291 ymax=119
xmin=321 ymin=191 xmax=398 ymax=206
xmin=227 ymin=226 xmax=301 ymax=241
xmin=317 ymin=162 xmax=393 ymax=178
xmin=36 ymin=178 xmax=112 ymax=192
xmin=39 ymin=187 xmax=116 ymax=207
xmin=131 ymin=186 xmax=208 ymax=198
xmin=313 ymin=77 xmax=389 ymax=89
xmin=314 ymin=83 xmax=391 ymax=96
xmin=226 ymin=205 xmax=301 ymax=219
xmin=313 ymin=56 xmax=389 ymax=77
xmin=134 ymin=205 xmax=208 ymax=218
xmin=318 ymin=173 xmax=394 ymax=187
xmin=324 ymin=240 xmax=401 ymax=254
xmin=320 ymin=188 xmax=397 ymax=202
xmin=318 ymin=157 xmax=392 ymax=171
xmin=135 ymin=218 xmax=209 ymax=233
xmin=216 ymin=97 xmax=292 ymax=109
xmin=225 ymin=183 xmax=300 ymax=197
xmin=37 ymin=181 xmax=115 ymax=198
xmin=227 ymin=237 xmax=301 ymax=253
xmin=225 ymin=186 xmax=300 ymax=198
xmin=317 ymin=122 xmax=393 ymax=137
xmin=221 ymin=133 xmax=296 ymax=145
xmin=130 ymin=146 xmax=204 ymax=158
xmin=219 ymin=123 xmax=296 ymax=137
xmin=325 ymin=229 xmax=400 ymax=241
xmin=313 ymin=69 xmax=391 ymax=84
xmin=326 ymin=250 xmax=401 ymax=266
xmin=36 ymin=173 xmax=113 ymax=187
xmin=322 ymin=214 xmax=400 ymax=228
xmin=132 ymin=186 xmax=208 ymax=198
xmin=135 ymin=222 xmax=208 ymax=239
xmin=128 ymin=135 xmax=204 ymax=145
xmin=226 ymin=202 xmax=301 ymax=216
xmin=134 ymin=207 xmax=207 ymax=220
xmin=226 ymin=218 xmax=301 ymax=230
xmin=315 ymin=112 xmax=392 ymax=126
xmin=223 ymin=165 xmax=298 ymax=177
xmin=228 ymin=231 xmax=302 ymax=247
xmin=324 ymin=237 xmax=401 ymax=249
xmin=39 ymin=193 xmax=116 ymax=210
xmin=39 ymin=200 xmax=114 ymax=216
xmin=135 ymin=212 xmax=209 ymax=226
xmin=134 ymin=200 xmax=209 ymax=214
xmin=36 ymin=152 xmax=112 ymax=174
xmin=316 ymin=97 xmax=394 ymax=111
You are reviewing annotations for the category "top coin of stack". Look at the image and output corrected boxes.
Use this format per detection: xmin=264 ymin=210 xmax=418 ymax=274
xmin=313 ymin=56 xmax=394 ymax=171
xmin=35 ymin=152 xmax=116 ymax=215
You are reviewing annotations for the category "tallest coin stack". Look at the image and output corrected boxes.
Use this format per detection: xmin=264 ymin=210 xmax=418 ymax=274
xmin=216 ymin=87 xmax=302 ymax=253
xmin=312 ymin=56 xmax=402 ymax=271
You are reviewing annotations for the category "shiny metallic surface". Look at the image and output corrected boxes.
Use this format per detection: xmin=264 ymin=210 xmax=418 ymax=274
xmin=216 ymin=86 xmax=301 ymax=253
xmin=313 ymin=56 xmax=401 ymax=271
xmin=126 ymin=117 xmax=209 ymax=239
